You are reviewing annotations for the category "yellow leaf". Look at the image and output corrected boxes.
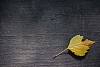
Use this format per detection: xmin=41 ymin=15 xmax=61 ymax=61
xmin=67 ymin=35 xmax=95 ymax=56
xmin=53 ymin=35 xmax=95 ymax=59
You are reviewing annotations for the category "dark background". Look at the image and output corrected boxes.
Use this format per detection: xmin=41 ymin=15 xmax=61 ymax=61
xmin=0 ymin=0 xmax=100 ymax=67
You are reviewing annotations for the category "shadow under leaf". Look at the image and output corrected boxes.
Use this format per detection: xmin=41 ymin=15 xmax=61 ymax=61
xmin=67 ymin=50 xmax=87 ymax=60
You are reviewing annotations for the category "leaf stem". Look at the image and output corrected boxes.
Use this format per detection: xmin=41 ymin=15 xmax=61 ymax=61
xmin=53 ymin=48 xmax=68 ymax=59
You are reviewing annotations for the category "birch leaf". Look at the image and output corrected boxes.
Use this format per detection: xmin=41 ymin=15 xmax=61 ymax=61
xmin=67 ymin=35 xmax=95 ymax=56
xmin=53 ymin=35 xmax=95 ymax=59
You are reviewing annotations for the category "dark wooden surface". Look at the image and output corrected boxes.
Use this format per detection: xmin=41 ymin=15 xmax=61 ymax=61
xmin=0 ymin=0 xmax=100 ymax=67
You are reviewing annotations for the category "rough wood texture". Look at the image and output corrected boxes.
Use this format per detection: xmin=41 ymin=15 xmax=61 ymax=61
xmin=0 ymin=0 xmax=100 ymax=67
